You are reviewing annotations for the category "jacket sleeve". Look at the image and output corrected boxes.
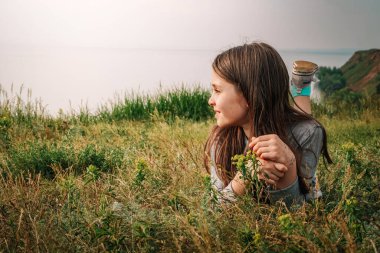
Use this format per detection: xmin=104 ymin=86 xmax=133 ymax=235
xmin=298 ymin=124 xmax=324 ymax=200
xmin=209 ymin=143 xmax=237 ymax=203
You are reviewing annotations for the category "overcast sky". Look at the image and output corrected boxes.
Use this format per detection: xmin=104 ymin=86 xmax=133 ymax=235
xmin=1 ymin=0 xmax=379 ymax=51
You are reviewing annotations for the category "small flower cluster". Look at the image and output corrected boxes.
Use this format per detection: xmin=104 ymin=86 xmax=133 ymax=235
xmin=232 ymin=150 xmax=259 ymax=180
xmin=232 ymin=150 xmax=264 ymax=200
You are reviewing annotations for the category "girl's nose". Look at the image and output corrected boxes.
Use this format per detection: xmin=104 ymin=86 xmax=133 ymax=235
xmin=208 ymin=96 xmax=215 ymax=106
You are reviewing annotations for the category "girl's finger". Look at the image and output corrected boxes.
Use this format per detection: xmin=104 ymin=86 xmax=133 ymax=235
xmin=267 ymin=168 xmax=284 ymax=178
xmin=251 ymin=140 xmax=271 ymax=152
xmin=261 ymin=171 xmax=279 ymax=181
xmin=255 ymin=147 xmax=271 ymax=157
xmin=266 ymin=179 xmax=277 ymax=186
xmin=249 ymin=135 xmax=273 ymax=147
xmin=274 ymin=163 xmax=288 ymax=173
xmin=260 ymin=152 xmax=277 ymax=161
xmin=259 ymin=160 xmax=286 ymax=178
xmin=252 ymin=146 xmax=271 ymax=153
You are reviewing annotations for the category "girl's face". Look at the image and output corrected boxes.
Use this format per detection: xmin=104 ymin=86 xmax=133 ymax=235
xmin=209 ymin=70 xmax=250 ymax=128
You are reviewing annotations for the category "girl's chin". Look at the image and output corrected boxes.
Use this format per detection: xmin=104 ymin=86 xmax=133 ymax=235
xmin=216 ymin=119 xmax=244 ymax=129
xmin=216 ymin=121 xmax=232 ymax=128
xmin=216 ymin=121 xmax=224 ymax=127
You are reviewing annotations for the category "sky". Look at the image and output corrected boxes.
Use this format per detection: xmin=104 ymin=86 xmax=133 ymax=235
xmin=0 ymin=0 xmax=379 ymax=51
xmin=0 ymin=0 xmax=379 ymax=115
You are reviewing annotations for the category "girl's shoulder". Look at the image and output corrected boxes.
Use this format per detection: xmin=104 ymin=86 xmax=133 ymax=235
xmin=287 ymin=119 xmax=323 ymax=147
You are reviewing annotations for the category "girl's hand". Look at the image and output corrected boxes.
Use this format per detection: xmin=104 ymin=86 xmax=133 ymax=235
xmin=232 ymin=159 xmax=288 ymax=194
xmin=255 ymin=158 xmax=288 ymax=186
xmin=248 ymin=134 xmax=296 ymax=170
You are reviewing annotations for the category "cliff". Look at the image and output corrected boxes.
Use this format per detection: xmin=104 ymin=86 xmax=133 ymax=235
xmin=340 ymin=49 xmax=380 ymax=94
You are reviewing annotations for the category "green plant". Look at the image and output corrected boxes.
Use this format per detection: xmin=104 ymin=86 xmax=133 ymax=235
xmin=277 ymin=214 xmax=300 ymax=234
xmin=98 ymin=86 xmax=213 ymax=122
xmin=0 ymin=116 xmax=11 ymax=149
xmin=84 ymin=164 xmax=101 ymax=184
xmin=232 ymin=150 xmax=264 ymax=202
xmin=134 ymin=159 xmax=148 ymax=186
xmin=7 ymin=141 xmax=75 ymax=178
xmin=238 ymin=226 xmax=262 ymax=250
xmin=317 ymin=66 xmax=346 ymax=94
xmin=77 ymin=144 xmax=123 ymax=173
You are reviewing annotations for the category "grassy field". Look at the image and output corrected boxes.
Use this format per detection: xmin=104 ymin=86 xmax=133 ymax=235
xmin=0 ymin=86 xmax=379 ymax=252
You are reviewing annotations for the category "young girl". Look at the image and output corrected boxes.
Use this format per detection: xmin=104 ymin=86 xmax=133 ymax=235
xmin=204 ymin=42 xmax=332 ymax=206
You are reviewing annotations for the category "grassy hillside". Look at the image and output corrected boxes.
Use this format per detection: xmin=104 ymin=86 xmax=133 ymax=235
xmin=0 ymin=87 xmax=379 ymax=252
xmin=341 ymin=49 xmax=380 ymax=95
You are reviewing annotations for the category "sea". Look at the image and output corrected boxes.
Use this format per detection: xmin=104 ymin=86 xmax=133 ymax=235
xmin=0 ymin=45 xmax=354 ymax=115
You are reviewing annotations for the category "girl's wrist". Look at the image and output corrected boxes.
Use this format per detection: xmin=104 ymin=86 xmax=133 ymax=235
xmin=231 ymin=172 xmax=246 ymax=195
xmin=276 ymin=156 xmax=297 ymax=189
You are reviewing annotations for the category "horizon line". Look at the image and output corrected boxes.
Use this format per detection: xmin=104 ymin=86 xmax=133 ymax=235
xmin=1 ymin=42 xmax=375 ymax=55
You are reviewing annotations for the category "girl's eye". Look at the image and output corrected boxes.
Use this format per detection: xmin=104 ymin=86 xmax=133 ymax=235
xmin=212 ymin=88 xmax=220 ymax=93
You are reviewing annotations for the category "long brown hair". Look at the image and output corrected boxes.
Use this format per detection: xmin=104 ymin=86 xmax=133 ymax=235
xmin=204 ymin=42 xmax=332 ymax=189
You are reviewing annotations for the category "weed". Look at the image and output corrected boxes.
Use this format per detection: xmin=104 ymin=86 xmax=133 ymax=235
xmin=134 ymin=159 xmax=148 ymax=187
xmin=84 ymin=164 xmax=101 ymax=184
xmin=6 ymin=141 xmax=75 ymax=178
xmin=0 ymin=115 xmax=11 ymax=149
xmin=232 ymin=150 xmax=265 ymax=202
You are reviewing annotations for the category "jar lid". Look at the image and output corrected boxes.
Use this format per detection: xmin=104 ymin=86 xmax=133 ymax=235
xmin=292 ymin=60 xmax=318 ymax=74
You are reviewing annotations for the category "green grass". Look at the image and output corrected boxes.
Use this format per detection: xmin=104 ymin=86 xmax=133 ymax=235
xmin=97 ymin=86 xmax=213 ymax=123
xmin=0 ymin=85 xmax=379 ymax=252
